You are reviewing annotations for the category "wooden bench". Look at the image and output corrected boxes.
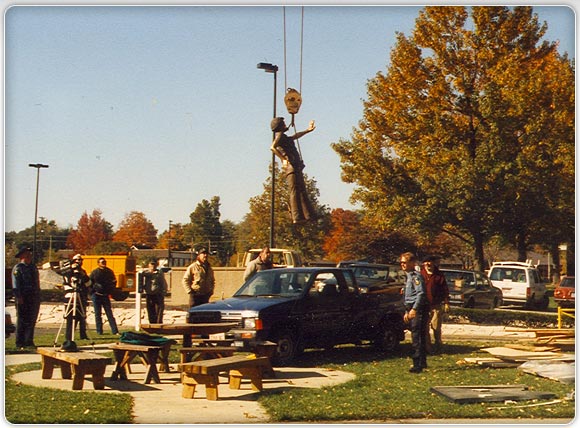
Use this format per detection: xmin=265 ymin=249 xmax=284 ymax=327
xmin=109 ymin=342 xmax=172 ymax=384
xmin=179 ymin=355 xmax=270 ymax=400
xmin=179 ymin=346 xmax=239 ymax=365
xmin=37 ymin=347 xmax=111 ymax=390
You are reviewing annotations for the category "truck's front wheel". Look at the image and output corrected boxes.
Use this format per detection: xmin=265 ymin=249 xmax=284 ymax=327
xmin=271 ymin=329 xmax=301 ymax=366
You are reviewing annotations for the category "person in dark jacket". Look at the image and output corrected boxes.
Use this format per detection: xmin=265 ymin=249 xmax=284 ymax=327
xmin=141 ymin=259 xmax=167 ymax=324
xmin=401 ymin=252 xmax=429 ymax=373
xmin=421 ymin=255 xmax=450 ymax=354
xmin=12 ymin=247 xmax=41 ymax=349
xmin=89 ymin=257 xmax=119 ymax=335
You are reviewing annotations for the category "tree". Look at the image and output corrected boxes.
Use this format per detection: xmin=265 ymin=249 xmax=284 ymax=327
xmin=332 ymin=6 xmax=574 ymax=270
xmin=66 ymin=209 xmax=113 ymax=253
xmin=5 ymin=217 xmax=70 ymax=263
xmin=237 ymin=163 xmax=331 ymax=262
xmin=322 ymin=209 xmax=362 ymax=262
xmin=323 ymin=208 xmax=418 ymax=263
xmin=113 ymin=211 xmax=158 ymax=248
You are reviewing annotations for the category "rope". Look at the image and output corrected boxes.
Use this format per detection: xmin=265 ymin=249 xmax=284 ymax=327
xmin=283 ymin=7 xmax=288 ymax=91
xmin=282 ymin=6 xmax=305 ymax=97
xmin=282 ymin=6 xmax=305 ymax=160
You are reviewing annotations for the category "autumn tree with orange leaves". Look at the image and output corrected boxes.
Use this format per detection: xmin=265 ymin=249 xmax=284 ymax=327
xmin=113 ymin=211 xmax=158 ymax=248
xmin=333 ymin=6 xmax=574 ymax=270
xmin=66 ymin=209 xmax=113 ymax=253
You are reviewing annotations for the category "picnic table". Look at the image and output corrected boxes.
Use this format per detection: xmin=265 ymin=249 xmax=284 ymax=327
xmin=140 ymin=322 xmax=237 ymax=348
xmin=139 ymin=322 xmax=237 ymax=336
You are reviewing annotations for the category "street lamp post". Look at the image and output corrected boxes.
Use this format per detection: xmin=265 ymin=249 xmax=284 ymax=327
xmin=257 ymin=62 xmax=278 ymax=248
xmin=28 ymin=163 xmax=49 ymax=265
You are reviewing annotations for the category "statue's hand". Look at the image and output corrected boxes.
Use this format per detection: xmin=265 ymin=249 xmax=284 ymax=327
xmin=308 ymin=120 xmax=316 ymax=131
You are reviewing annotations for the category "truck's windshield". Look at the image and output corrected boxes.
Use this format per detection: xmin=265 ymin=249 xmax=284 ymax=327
xmin=235 ymin=271 xmax=311 ymax=297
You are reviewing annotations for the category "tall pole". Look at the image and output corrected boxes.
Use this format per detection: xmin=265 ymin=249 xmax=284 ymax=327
xmin=28 ymin=163 xmax=49 ymax=265
xmin=257 ymin=62 xmax=278 ymax=248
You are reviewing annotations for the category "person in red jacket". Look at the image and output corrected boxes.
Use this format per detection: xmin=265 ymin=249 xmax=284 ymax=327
xmin=421 ymin=255 xmax=449 ymax=353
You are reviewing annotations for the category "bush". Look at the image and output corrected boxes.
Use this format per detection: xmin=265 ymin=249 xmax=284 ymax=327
xmin=448 ymin=307 xmax=574 ymax=328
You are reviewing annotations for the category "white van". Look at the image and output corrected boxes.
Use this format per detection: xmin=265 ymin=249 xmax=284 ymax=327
xmin=488 ymin=260 xmax=549 ymax=309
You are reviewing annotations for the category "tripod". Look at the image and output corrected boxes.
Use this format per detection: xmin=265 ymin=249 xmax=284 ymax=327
xmin=54 ymin=274 xmax=89 ymax=351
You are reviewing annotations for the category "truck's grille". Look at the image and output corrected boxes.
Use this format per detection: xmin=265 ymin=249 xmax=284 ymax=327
xmin=188 ymin=311 xmax=222 ymax=323
xmin=220 ymin=311 xmax=244 ymax=329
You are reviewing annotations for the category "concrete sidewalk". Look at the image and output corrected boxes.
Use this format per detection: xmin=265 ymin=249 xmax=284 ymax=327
xmin=8 ymin=351 xmax=354 ymax=424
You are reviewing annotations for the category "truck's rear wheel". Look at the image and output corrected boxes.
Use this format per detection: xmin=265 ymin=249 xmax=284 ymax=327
xmin=373 ymin=322 xmax=400 ymax=353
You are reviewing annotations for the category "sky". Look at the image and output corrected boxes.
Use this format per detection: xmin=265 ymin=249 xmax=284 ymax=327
xmin=3 ymin=3 xmax=576 ymax=236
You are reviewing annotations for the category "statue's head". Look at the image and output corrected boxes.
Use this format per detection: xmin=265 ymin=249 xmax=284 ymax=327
xmin=271 ymin=117 xmax=286 ymax=132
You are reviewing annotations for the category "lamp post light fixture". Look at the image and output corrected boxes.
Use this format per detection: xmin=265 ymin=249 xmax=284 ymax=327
xmin=28 ymin=163 xmax=49 ymax=265
xmin=257 ymin=62 xmax=278 ymax=248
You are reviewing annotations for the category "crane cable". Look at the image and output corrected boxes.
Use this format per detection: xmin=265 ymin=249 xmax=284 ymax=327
xmin=283 ymin=6 xmax=305 ymax=160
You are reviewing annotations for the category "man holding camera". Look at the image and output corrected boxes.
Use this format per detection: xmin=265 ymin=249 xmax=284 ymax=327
xmin=63 ymin=254 xmax=90 ymax=341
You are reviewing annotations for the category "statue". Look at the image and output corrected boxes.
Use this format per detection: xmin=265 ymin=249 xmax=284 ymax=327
xmin=270 ymin=117 xmax=316 ymax=224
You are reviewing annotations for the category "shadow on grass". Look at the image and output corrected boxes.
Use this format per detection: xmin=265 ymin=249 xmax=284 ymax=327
xmin=288 ymin=341 xmax=482 ymax=368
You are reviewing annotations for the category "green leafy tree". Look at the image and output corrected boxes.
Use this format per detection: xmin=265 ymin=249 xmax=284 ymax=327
xmin=5 ymin=218 xmax=70 ymax=263
xmin=113 ymin=211 xmax=158 ymax=248
xmin=182 ymin=196 xmax=234 ymax=266
xmin=237 ymin=163 xmax=331 ymax=262
xmin=332 ymin=6 xmax=574 ymax=270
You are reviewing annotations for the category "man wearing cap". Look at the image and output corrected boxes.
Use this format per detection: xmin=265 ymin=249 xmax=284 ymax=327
xmin=270 ymin=116 xmax=317 ymax=224
xmin=421 ymin=255 xmax=450 ymax=354
xmin=12 ymin=247 xmax=41 ymax=349
xmin=182 ymin=248 xmax=216 ymax=346
xmin=63 ymin=254 xmax=90 ymax=341
xmin=182 ymin=248 xmax=215 ymax=308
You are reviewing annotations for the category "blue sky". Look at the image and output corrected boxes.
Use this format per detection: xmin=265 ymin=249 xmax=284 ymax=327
xmin=3 ymin=4 xmax=576 ymax=234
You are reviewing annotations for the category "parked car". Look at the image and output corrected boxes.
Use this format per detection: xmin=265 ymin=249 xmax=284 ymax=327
xmin=488 ymin=260 xmax=549 ymax=309
xmin=347 ymin=263 xmax=406 ymax=293
xmin=441 ymin=269 xmax=503 ymax=309
xmin=553 ymin=276 xmax=575 ymax=308
xmin=188 ymin=267 xmax=405 ymax=365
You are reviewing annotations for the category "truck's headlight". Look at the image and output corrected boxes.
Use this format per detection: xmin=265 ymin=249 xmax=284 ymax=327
xmin=243 ymin=318 xmax=257 ymax=329
xmin=242 ymin=318 xmax=263 ymax=330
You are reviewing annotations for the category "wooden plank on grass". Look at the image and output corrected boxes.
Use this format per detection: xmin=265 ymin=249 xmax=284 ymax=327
xmin=430 ymin=385 xmax=556 ymax=404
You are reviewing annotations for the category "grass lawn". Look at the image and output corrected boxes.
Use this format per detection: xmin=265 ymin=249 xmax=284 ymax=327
xmin=258 ymin=342 xmax=575 ymax=422
xmin=4 ymin=327 xmax=575 ymax=423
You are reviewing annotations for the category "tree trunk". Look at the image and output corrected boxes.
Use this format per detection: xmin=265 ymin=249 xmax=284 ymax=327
xmin=473 ymin=232 xmax=485 ymax=271
xmin=516 ymin=231 xmax=527 ymax=262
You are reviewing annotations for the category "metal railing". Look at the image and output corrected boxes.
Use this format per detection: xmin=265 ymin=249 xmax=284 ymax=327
xmin=557 ymin=306 xmax=575 ymax=329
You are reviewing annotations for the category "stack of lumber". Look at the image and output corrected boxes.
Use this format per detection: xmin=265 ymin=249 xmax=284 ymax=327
xmin=505 ymin=327 xmax=575 ymax=352
xmin=463 ymin=342 xmax=574 ymax=368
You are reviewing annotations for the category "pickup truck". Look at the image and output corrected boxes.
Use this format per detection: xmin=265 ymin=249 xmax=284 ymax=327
xmin=188 ymin=267 xmax=405 ymax=365
xmin=240 ymin=248 xmax=303 ymax=268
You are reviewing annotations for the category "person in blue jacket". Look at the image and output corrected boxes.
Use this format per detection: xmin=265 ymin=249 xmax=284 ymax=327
xmin=12 ymin=247 xmax=41 ymax=349
xmin=400 ymin=252 xmax=430 ymax=373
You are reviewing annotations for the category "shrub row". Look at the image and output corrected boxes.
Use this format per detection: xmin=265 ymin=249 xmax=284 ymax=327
xmin=448 ymin=307 xmax=574 ymax=329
